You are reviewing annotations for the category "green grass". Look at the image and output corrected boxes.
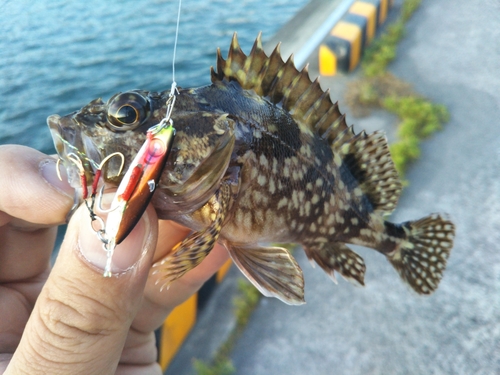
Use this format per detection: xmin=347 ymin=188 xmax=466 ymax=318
xmin=385 ymin=95 xmax=449 ymax=175
xmin=193 ymin=358 xmax=235 ymax=375
xmin=193 ymin=279 xmax=262 ymax=375
xmin=345 ymin=0 xmax=449 ymax=177
xmin=233 ymin=279 xmax=262 ymax=327
xmin=362 ymin=0 xmax=421 ymax=77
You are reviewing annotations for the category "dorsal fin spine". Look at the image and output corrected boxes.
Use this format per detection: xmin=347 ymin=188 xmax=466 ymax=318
xmin=304 ymin=88 xmax=330 ymax=127
xmin=329 ymin=123 xmax=353 ymax=147
xmin=213 ymin=48 xmax=224 ymax=82
xmin=283 ymin=65 xmax=312 ymax=112
xmin=245 ymin=34 xmax=267 ymax=89
xmin=260 ymin=44 xmax=282 ymax=95
xmin=293 ymin=77 xmax=323 ymax=120
xmin=315 ymin=101 xmax=343 ymax=136
xmin=268 ymin=55 xmax=298 ymax=104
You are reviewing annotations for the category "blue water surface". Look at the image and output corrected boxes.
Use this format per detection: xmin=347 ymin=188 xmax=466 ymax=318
xmin=0 ymin=0 xmax=308 ymax=153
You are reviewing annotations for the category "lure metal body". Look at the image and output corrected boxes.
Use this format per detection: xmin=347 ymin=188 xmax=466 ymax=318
xmin=105 ymin=124 xmax=175 ymax=248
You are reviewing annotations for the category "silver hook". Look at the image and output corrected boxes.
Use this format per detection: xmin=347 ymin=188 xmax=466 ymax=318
xmin=96 ymin=185 xmax=120 ymax=213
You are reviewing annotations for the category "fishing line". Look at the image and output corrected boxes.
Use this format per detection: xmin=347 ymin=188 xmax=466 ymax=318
xmin=149 ymin=0 xmax=181 ymax=133
xmin=170 ymin=0 xmax=182 ymax=94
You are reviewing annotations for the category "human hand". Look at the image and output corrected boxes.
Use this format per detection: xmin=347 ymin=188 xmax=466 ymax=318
xmin=0 ymin=145 xmax=229 ymax=375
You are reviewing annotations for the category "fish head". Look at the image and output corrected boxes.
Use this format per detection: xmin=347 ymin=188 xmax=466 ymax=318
xmin=47 ymin=90 xmax=166 ymax=192
xmin=48 ymin=89 xmax=236 ymax=215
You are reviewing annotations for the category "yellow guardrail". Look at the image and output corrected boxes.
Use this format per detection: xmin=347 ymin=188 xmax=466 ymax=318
xmin=319 ymin=0 xmax=394 ymax=75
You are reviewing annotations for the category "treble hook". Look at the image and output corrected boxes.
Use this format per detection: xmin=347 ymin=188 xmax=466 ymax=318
xmin=66 ymin=153 xmax=90 ymax=199
xmin=96 ymin=185 xmax=120 ymax=213
xmin=55 ymin=133 xmax=100 ymax=170
xmin=56 ymin=158 xmax=63 ymax=182
xmin=97 ymin=151 xmax=126 ymax=178
xmin=88 ymin=152 xmax=127 ymax=214
xmin=67 ymin=152 xmax=85 ymax=173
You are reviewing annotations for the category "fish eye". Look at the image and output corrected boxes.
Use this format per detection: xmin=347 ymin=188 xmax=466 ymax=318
xmin=107 ymin=92 xmax=151 ymax=130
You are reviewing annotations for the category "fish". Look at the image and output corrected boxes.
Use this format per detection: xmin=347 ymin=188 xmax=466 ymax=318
xmin=48 ymin=33 xmax=455 ymax=305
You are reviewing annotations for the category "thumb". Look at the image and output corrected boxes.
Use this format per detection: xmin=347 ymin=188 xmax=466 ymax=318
xmin=6 ymin=203 xmax=158 ymax=375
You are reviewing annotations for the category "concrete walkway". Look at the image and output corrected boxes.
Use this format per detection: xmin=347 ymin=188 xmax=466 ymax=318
xmin=168 ymin=1 xmax=500 ymax=374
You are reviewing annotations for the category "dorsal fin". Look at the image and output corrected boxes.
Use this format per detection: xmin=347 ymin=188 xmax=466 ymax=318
xmin=210 ymin=33 xmax=349 ymax=140
xmin=211 ymin=33 xmax=402 ymax=214
xmin=336 ymin=131 xmax=402 ymax=215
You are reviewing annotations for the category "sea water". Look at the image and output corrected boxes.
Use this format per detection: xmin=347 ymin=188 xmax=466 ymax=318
xmin=0 ymin=0 xmax=308 ymax=153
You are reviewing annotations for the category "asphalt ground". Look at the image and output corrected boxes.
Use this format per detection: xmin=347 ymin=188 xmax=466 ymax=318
xmin=167 ymin=0 xmax=500 ymax=374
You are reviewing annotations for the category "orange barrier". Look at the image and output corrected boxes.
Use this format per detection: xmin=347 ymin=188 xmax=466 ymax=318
xmin=157 ymin=258 xmax=233 ymax=371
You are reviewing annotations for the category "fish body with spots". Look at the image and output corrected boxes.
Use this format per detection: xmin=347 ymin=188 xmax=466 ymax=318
xmin=48 ymin=34 xmax=455 ymax=304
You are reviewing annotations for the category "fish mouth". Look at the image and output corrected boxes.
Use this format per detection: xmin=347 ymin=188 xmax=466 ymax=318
xmin=47 ymin=113 xmax=100 ymax=190
xmin=47 ymin=114 xmax=65 ymax=156
xmin=48 ymin=114 xmax=82 ymax=190
xmin=47 ymin=113 xmax=85 ymax=164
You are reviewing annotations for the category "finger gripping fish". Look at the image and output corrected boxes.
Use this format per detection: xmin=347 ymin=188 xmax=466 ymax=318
xmin=48 ymin=33 xmax=455 ymax=304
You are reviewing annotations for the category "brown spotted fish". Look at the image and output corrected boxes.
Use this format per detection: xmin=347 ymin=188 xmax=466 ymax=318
xmin=48 ymin=34 xmax=455 ymax=304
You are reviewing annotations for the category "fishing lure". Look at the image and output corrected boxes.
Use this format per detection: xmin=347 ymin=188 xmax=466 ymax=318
xmin=90 ymin=0 xmax=183 ymax=276
xmin=101 ymin=116 xmax=176 ymax=276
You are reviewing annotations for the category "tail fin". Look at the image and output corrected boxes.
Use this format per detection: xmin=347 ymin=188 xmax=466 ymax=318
xmin=388 ymin=214 xmax=455 ymax=294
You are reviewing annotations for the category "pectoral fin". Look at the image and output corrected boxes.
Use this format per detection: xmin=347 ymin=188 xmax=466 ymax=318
xmin=153 ymin=183 xmax=231 ymax=289
xmin=305 ymin=243 xmax=366 ymax=287
xmin=224 ymin=242 xmax=305 ymax=305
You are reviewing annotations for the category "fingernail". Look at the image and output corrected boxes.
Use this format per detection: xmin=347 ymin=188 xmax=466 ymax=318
xmin=77 ymin=206 xmax=151 ymax=274
xmin=39 ymin=159 xmax=74 ymax=198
